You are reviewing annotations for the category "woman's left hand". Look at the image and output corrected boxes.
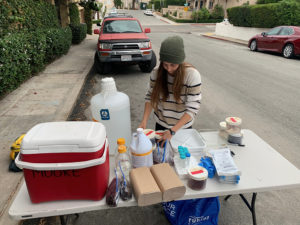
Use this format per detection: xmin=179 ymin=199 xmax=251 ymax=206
xmin=158 ymin=130 xmax=172 ymax=147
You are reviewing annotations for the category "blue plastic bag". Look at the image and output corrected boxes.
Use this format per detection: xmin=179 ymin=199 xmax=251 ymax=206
xmin=162 ymin=197 xmax=220 ymax=225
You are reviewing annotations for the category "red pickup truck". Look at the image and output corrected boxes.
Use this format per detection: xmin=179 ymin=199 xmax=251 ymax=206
xmin=94 ymin=15 xmax=156 ymax=74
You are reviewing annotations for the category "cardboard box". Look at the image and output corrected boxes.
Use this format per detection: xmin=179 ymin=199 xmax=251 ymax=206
xmin=151 ymin=163 xmax=186 ymax=202
xmin=130 ymin=167 xmax=162 ymax=206
xmin=130 ymin=163 xmax=186 ymax=206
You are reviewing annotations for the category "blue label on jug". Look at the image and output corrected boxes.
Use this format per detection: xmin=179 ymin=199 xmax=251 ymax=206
xmin=100 ymin=109 xmax=110 ymax=120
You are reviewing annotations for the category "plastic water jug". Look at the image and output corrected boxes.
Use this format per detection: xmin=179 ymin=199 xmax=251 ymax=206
xmin=91 ymin=77 xmax=131 ymax=155
xmin=130 ymin=128 xmax=153 ymax=168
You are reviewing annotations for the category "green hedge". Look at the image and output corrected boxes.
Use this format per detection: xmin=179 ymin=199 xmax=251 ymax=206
xmin=70 ymin=24 xmax=87 ymax=44
xmin=92 ymin=19 xmax=102 ymax=24
xmin=69 ymin=3 xmax=80 ymax=25
xmin=44 ymin=27 xmax=72 ymax=62
xmin=257 ymin=0 xmax=282 ymax=4
xmin=227 ymin=0 xmax=300 ymax=27
xmin=0 ymin=27 xmax=72 ymax=96
xmin=168 ymin=15 xmax=222 ymax=23
xmin=0 ymin=0 xmax=59 ymax=38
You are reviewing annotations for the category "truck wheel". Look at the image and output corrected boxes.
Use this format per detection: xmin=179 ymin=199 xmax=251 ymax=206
xmin=139 ymin=51 xmax=157 ymax=73
xmin=94 ymin=52 xmax=111 ymax=74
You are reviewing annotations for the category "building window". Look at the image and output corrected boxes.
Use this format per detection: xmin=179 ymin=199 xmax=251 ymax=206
xmin=200 ymin=1 xmax=204 ymax=8
xmin=209 ymin=1 xmax=214 ymax=9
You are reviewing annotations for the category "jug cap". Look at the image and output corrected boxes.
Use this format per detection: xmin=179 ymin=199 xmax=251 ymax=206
xmin=117 ymin=138 xmax=126 ymax=145
xmin=137 ymin=128 xmax=143 ymax=133
xmin=118 ymin=145 xmax=127 ymax=153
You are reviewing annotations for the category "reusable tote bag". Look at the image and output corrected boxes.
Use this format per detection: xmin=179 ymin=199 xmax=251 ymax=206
xmin=162 ymin=197 xmax=220 ymax=225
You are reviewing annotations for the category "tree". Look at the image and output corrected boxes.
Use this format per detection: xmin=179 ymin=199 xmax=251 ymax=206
xmin=114 ymin=0 xmax=122 ymax=8
xmin=79 ymin=0 xmax=100 ymax=34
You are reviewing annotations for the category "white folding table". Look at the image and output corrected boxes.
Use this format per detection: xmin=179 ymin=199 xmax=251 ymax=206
xmin=9 ymin=130 xmax=300 ymax=225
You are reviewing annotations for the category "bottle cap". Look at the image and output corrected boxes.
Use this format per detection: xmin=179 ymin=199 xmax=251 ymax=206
xmin=101 ymin=77 xmax=117 ymax=93
xmin=118 ymin=145 xmax=127 ymax=153
xmin=117 ymin=138 xmax=125 ymax=145
xmin=137 ymin=128 xmax=143 ymax=133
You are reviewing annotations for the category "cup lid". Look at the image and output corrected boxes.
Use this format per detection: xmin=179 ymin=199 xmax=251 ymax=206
xmin=188 ymin=166 xmax=208 ymax=181
xmin=225 ymin=117 xmax=242 ymax=126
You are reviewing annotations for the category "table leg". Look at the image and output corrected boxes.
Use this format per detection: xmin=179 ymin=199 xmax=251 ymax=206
xmin=59 ymin=214 xmax=79 ymax=225
xmin=225 ymin=193 xmax=257 ymax=225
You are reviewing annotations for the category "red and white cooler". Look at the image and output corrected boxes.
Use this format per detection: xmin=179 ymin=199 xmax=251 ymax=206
xmin=15 ymin=121 xmax=110 ymax=203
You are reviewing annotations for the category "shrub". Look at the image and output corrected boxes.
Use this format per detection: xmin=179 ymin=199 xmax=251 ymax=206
xmin=0 ymin=0 xmax=59 ymax=39
xmin=44 ymin=27 xmax=72 ymax=62
xmin=69 ymin=3 xmax=80 ymax=25
xmin=173 ymin=11 xmax=177 ymax=17
xmin=250 ymin=4 xmax=278 ymax=28
xmin=211 ymin=4 xmax=225 ymax=19
xmin=192 ymin=9 xmax=210 ymax=23
xmin=0 ymin=33 xmax=32 ymax=95
xmin=227 ymin=6 xmax=251 ymax=27
xmin=227 ymin=0 xmax=300 ymax=27
xmin=70 ymin=24 xmax=87 ymax=44
xmin=93 ymin=19 xmax=102 ymax=24
xmin=257 ymin=0 xmax=282 ymax=4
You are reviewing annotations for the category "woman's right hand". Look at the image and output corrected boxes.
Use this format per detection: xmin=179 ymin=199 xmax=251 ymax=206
xmin=138 ymin=120 xmax=147 ymax=129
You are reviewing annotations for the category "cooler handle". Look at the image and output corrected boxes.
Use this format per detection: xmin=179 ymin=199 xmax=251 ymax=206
xmin=15 ymin=139 xmax=108 ymax=171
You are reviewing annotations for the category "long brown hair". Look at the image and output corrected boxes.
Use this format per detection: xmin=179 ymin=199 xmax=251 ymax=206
xmin=150 ymin=62 xmax=193 ymax=110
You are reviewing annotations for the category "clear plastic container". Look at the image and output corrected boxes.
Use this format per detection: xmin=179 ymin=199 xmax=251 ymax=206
xmin=114 ymin=138 xmax=126 ymax=160
xmin=225 ymin=117 xmax=242 ymax=135
xmin=90 ymin=77 xmax=131 ymax=156
xmin=187 ymin=166 xmax=208 ymax=190
xmin=115 ymin=145 xmax=132 ymax=179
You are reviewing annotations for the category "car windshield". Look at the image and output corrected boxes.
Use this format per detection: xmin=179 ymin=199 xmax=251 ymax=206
xmin=103 ymin=20 xmax=142 ymax=34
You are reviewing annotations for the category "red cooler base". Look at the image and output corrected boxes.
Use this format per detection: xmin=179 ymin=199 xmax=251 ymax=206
xmin=23 ymin=151 xmax=109 ymax=203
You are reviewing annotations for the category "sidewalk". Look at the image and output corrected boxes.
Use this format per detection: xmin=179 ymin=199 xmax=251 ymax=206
xmin=0 ymin=33 xmax=98 ymax=225
xmin=153 ymin=12 xmax=178 ymax=25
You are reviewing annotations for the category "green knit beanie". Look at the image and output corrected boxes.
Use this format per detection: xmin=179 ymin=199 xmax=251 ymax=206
xmin=159 ymin=36 xmax=185 ymax=64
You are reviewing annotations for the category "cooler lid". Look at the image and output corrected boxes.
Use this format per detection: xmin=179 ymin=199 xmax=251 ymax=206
xmin=21 ymin=122 xmax=106 ymax=153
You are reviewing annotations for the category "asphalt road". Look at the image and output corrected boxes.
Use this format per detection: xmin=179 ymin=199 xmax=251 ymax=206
xmin=31 ymin=10 xmax=300 ymax=225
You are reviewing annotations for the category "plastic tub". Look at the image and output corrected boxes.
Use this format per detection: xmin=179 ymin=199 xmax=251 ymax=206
xmin=187 ymin=166 xmax=208 ymax=190
xmin=170 ymin=129 xmax=206 ymax=155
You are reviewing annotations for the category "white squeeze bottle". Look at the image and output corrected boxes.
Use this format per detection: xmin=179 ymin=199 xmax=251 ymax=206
xmin=130 ymin=128 xmax=153 ymax=168
xmin=90 ymin=77 xmax=131 ymax=155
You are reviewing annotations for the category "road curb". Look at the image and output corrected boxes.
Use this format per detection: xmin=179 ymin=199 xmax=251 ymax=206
xmin=201 ymin=34 xmax=248 ymax=46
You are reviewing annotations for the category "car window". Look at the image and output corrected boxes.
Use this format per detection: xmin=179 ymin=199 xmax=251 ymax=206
xmin=103 ymin=20 xmax=142 ymax=33
xmin=266 ymin=27 xmax=282 ymax=35
xmin=279 ymin=27 xmax=294 ymax=35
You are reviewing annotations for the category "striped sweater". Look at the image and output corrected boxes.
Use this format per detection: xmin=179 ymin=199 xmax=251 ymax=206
xmin=145 ymin=67 xmax=202 ymax=129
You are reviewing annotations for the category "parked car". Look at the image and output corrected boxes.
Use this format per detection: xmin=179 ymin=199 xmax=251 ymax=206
xmin=144 ymin=9 xmax=153 ymax=16
xmin=248 ymin=26 xmax=300 ymax=58
xmin=93 ymin=14 xmax=156 ymax=74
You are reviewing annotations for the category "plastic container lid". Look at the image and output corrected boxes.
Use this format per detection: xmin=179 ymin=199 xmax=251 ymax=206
xmin=118 ymin=145 xmax=127 ymax=153
xmin=188 ymin=166 xmax=208 ymax=181
xmin=117 ymin=138 xmax=126 ymax=145
xmin=143 ymin=129 xmax=156 ymax=139
xmin=225 ymin=117 xmax=242 ymax=126
xmin=21 ymin=122 xmax=106 ymax=154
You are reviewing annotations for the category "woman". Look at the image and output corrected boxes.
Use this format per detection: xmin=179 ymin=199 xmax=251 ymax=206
xmin=139 ymin=35 xmax=202 ymax=146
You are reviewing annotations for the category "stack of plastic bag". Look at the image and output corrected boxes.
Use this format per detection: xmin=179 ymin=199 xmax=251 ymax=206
xmin=209 ymin=148 xmax=241 ymax=184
